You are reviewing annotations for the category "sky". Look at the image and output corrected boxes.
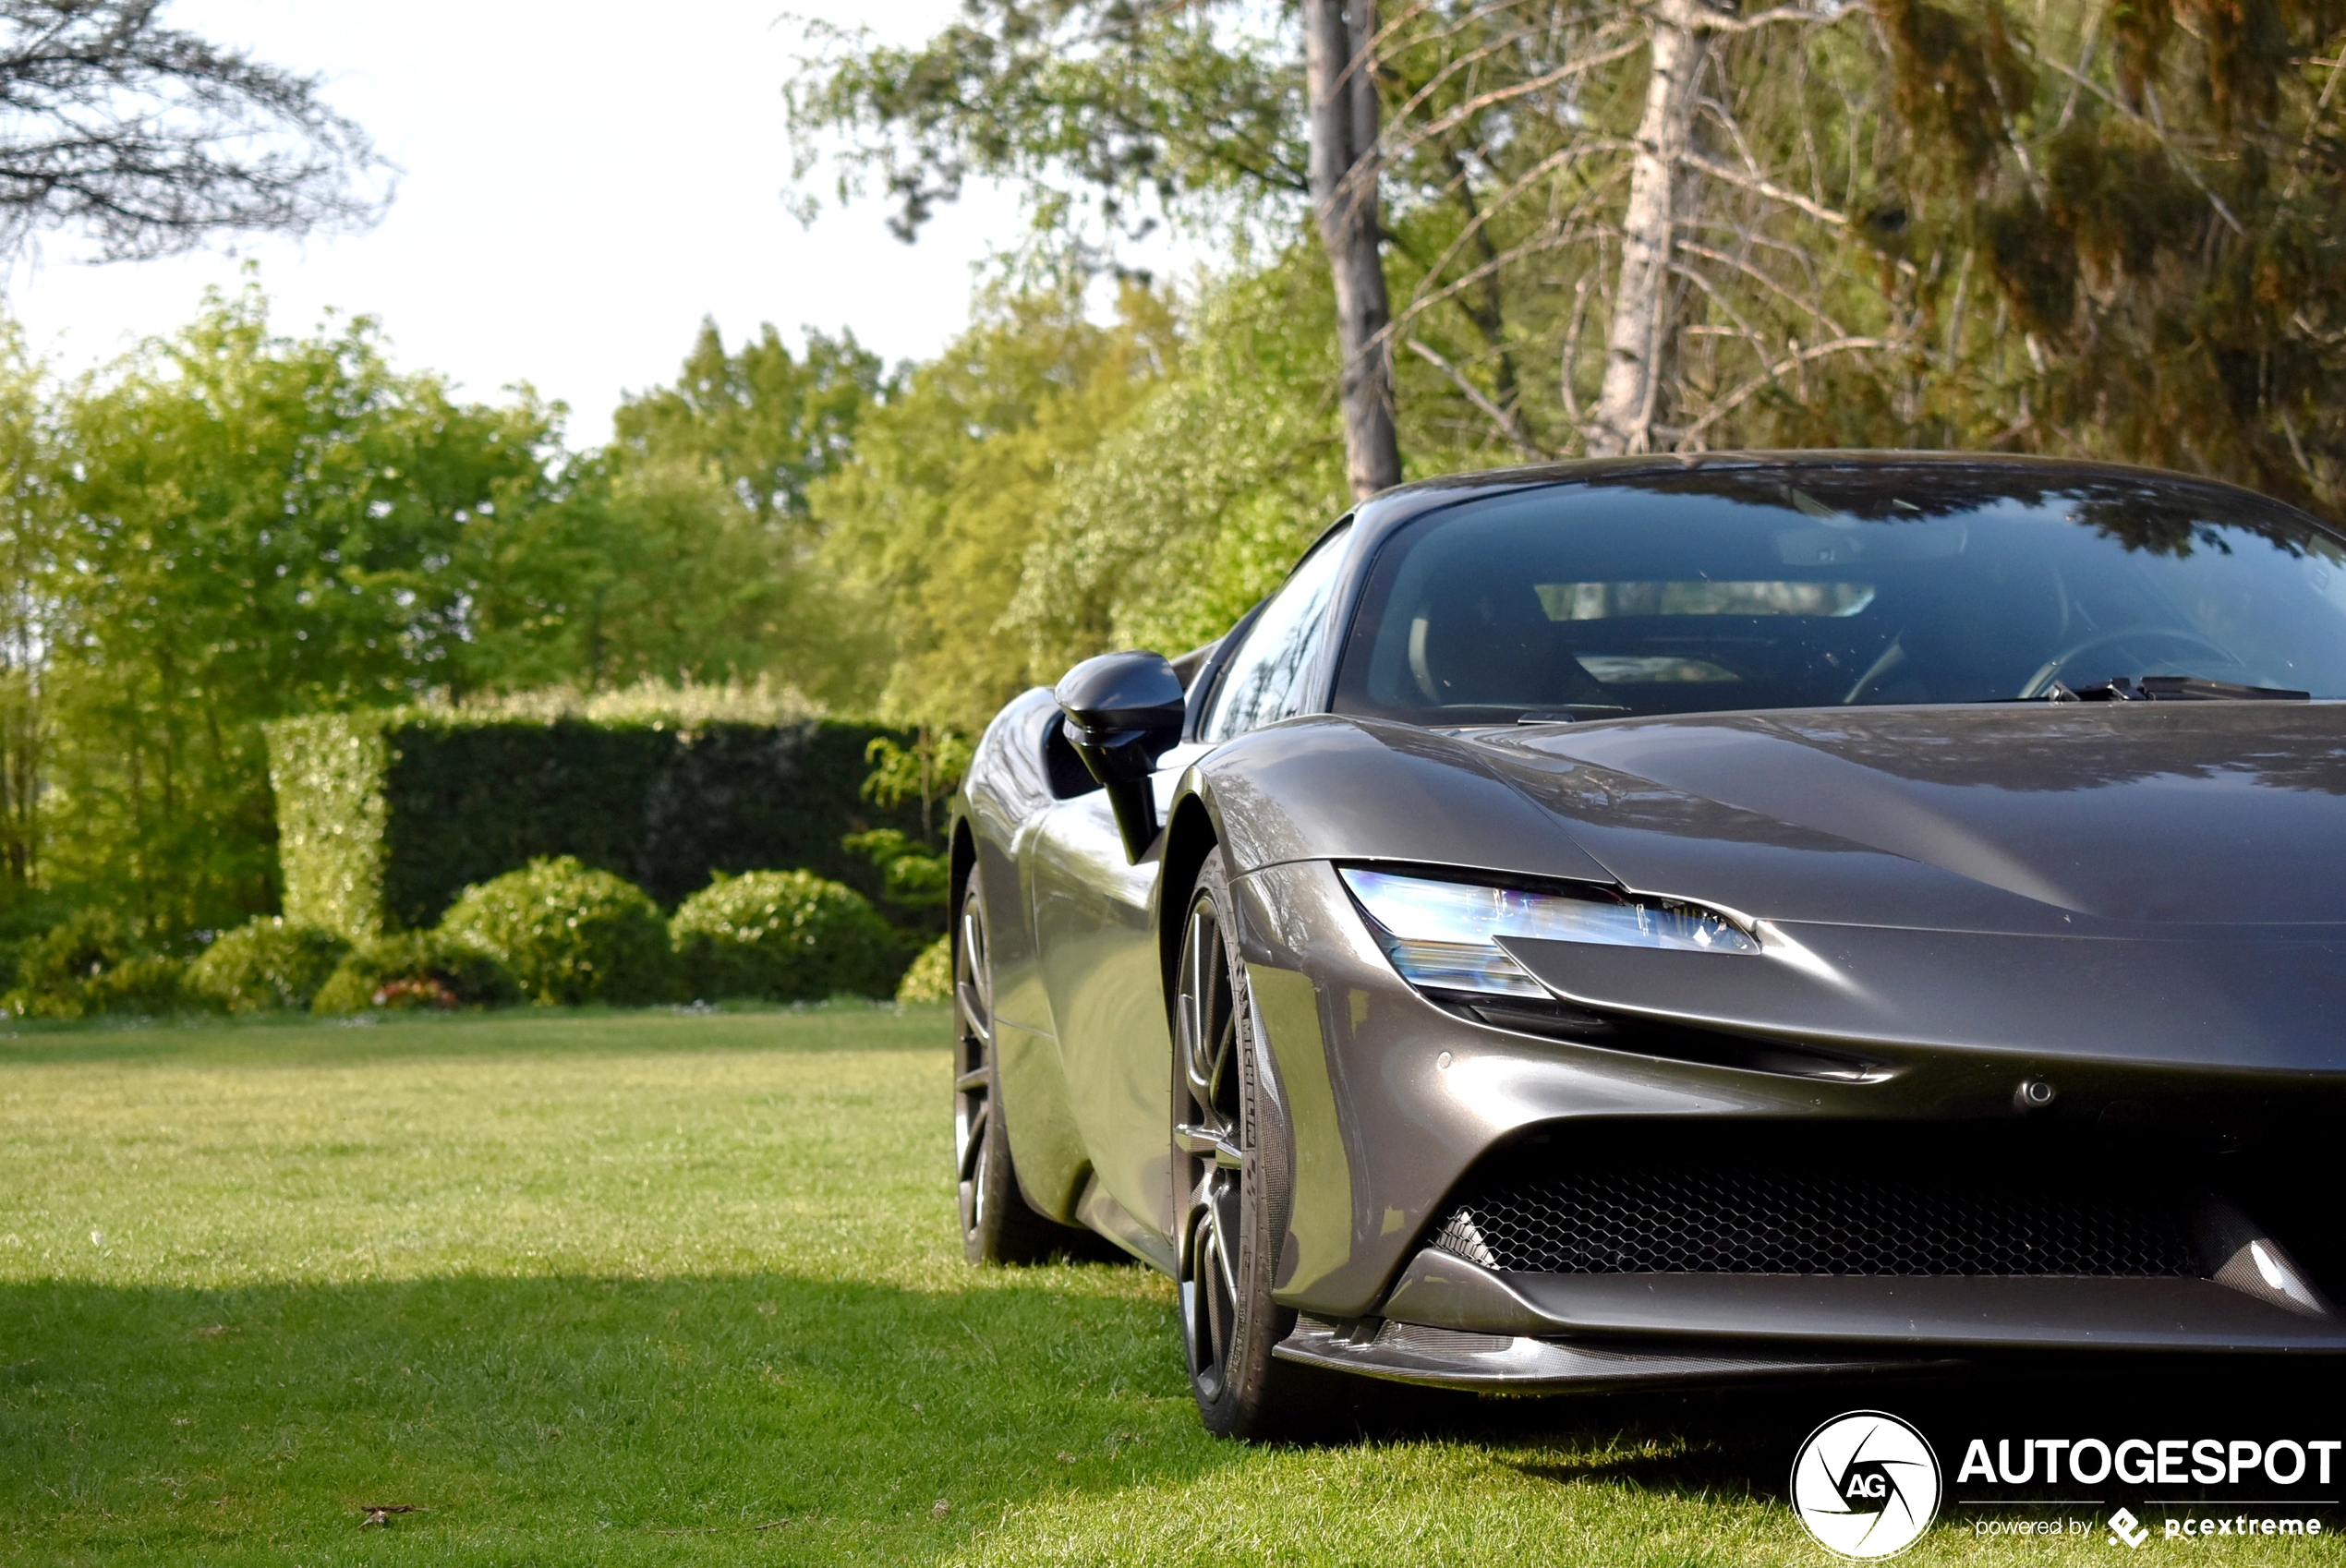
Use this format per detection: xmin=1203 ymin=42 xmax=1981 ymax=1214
xmin=0 ymin=1 xmax=1026 ymax=446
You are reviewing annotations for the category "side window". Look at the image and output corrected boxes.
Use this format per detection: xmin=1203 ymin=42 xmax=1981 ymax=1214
xmin=1201 ymin=527 xmax=1351 ymax=743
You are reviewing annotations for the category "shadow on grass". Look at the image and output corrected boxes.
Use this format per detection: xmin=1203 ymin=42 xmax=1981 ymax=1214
xmin=1389 ymin=1356 xmax=2346 ymax=1518
xmin=0 ymin=1262 xmax=1225 ymax=1562
xmin=0 ymin=998 xmax=951 ymax=1069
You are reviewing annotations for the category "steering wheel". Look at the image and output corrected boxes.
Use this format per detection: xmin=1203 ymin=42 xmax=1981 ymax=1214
xmin=2017 ymin=626 xmax=2241 ymax=698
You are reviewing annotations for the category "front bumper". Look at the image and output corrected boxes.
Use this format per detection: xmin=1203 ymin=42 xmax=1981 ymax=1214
xmin=1231 ymin=859 xmax=2346 ymax=1370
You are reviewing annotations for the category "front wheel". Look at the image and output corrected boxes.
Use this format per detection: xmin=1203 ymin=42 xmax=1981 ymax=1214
xmin=1174 ymin=851 xmax=1333 ymax=1440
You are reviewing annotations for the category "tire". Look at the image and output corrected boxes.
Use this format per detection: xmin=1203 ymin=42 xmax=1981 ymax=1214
xmin=955 ymin=868 xmax=1060 ymax=1265
xmin=1174 ymin=850 xmax=1335 ymax=1440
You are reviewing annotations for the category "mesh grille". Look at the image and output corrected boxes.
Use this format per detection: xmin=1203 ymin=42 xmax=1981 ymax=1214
xmin=1434 ymin=1163 xmax=2203 ymax=1277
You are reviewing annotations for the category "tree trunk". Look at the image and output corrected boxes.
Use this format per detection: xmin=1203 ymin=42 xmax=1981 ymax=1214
xmin=1304 ymin=0 xmax=1403 ymax=499
xmin=1589 ymin=0 xmax=1709 ymax=456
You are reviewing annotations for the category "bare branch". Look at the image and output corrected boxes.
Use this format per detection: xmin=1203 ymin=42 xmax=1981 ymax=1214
xmin=1677 ymin=149 xmax=1851 ymax=227
xmin=1408 ymin=336 xmax=1546 ymax=456
xmin=0 ymin=0 xmax=385 ymax=260
xmin=1670 ymin=334 xmax=1890 ymax=440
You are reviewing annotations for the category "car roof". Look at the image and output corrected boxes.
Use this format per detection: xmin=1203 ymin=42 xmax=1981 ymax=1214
xmin=1330 ymin=450 xmax=2329 ymax=562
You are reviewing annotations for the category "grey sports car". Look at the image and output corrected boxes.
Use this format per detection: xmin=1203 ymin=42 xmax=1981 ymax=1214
xmin=946 ymin=452 xmax=2346 ymax=1440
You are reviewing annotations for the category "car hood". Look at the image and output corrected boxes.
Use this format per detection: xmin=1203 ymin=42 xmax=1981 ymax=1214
xmin=1469 ymin=703 xmax=2346 ymax=934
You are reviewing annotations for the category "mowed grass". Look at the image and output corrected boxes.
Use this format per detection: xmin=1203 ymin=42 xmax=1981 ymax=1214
xmin=2 ymin=1007 xmax=2341 ymax=1566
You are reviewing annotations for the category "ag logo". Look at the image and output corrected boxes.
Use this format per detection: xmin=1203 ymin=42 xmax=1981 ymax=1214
xmin=1789 ymin=1410 xmax=1941 ymax=1559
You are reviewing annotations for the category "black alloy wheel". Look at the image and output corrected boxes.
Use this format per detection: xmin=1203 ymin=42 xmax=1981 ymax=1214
xmin=955 ymin=870 xmax=1058 ymax=1264
xmin=1174 ymin=851 xmax=1329 ymax=1440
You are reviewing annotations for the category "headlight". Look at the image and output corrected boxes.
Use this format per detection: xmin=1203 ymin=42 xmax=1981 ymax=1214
xmin=1339 ymin=866 xmax=1758 ymax=1000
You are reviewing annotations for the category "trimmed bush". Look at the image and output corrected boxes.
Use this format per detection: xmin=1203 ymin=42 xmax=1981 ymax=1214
xmin=266 ymin=711 xmax=926 ymax=937
xmin=187 ymin=918 xmax=350 ymax=1013
xmin=84 ymin=954 xmax=190 ymax=1016
xmin=311 ymin=932 xmax=520 ymax=1014
xmin=671 ymin=870 xmax=899 ymax=1002
xmin=440 ymin=857 xmax=676 ymax=1006
xmin=895 ymin=935 xmax=952 ymax=1005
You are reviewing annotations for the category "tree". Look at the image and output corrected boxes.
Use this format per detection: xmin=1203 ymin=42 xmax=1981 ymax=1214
xmin=609 ymin=320 xmax=885 ymax=529
xmin=0 ymin=0 xmax=383 ymax=259
xmin=808 ymin=283 xmax=1178 ymax=728
xmin=471 ymin=319 xmax=889 ymax=699
xmin=43 ymin=287 xmax=556 ymax=932
xmin=1874 ymin=0 xmax=2346 ymax=513
xmin=1303 ymin=0 xmax=1400 ymax=494
xmin=789 ymin=2 xmax=1403 ymax=495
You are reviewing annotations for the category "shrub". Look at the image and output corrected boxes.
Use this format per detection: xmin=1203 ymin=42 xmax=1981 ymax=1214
xmin=896 ymin=935 xmax=952 ymax=1005
xmin=311 ymin=932 xmax=520 ymax=1014
xmin=85 ymin=954 xmax=190 ymax=1016
xmin=3 ymin=911 xmax=197 ymax=1019
xmin=671 ymin=870 xmax=900 ymax=1002
xmin=10 ymin=910 xmax=131 ymax=1018
xmin=187 ymin=918 xmax=350 ymax=1013
xmin=439 ymin=857 xmax=675 ymax=1006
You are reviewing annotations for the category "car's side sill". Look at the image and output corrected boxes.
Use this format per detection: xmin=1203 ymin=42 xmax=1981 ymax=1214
xmin=1376 ymin=1247 xmax=2346 ymax=1353
xmin=1073 ymin=1172 xmax=1177 ymax=1274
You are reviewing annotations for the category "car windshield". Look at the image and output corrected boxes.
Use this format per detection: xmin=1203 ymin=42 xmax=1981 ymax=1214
xmin=1331 ymin=465 xmax=2346 ymax=724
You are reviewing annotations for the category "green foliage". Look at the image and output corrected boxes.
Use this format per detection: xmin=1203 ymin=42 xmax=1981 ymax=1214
xmin=440 ymin=857 xmax=676 ymax=1007
xmin=860 ymin=730 xmax=973 ymax=814
xmin=611 ymin=320 xmax=885 ymax=526
xmin=894 ymin=933 xmax=953 ymax=1004
xmin=83 ymin=953 xmax=192 ymax=1017
xmin=807 ymin=284 xmax=1179 ymax=728
xmin=433 ymin=676 xmax=818 ymax=727
xmin=6 ymin=910 xmax=188 ymax=1019
xmin=309 ymin=930 xmax=519 ymax=1013
xmin=266 ymin=713 xmax=392 ymax=938
xmin=1008 ymin=257 xmax=1349 ymax=661
xmin=185 ymin=917 xmax=349 ymax=1013
xmin=671 ymin=869 xmax=901 ymax=1002
xmin=3 ymin=293 xmax=893 ymax=946
xmin=266 ymin=710 xmax=925 ymax=938
xmin=841 ymin=829 xmax=950 ymax=911
xmin=41 ymin=285 xmax=562 ymax=935
xmin=9 ymin=910 xmax=130 ymax=1018
xmin=786 ymin=3 xmax=1300 ymax=251
xmin=470 ymin=323 xmax=887 ymax=704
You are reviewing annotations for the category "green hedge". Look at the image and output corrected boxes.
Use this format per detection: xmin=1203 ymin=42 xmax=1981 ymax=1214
xmin=267 ymin=712 xmax=925 ymax=938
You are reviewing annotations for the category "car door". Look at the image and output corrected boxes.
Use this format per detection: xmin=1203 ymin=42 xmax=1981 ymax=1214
xmin=1026 ymin=528 xmax=1354 ymax=1248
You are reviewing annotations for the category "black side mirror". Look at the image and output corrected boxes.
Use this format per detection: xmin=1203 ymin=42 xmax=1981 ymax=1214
xmin=1055 ymin=650 xmax=1185 ymax=862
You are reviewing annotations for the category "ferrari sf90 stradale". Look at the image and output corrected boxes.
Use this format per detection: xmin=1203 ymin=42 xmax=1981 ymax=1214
xmin=946 ymin=452 xmax=2346 ymax=1438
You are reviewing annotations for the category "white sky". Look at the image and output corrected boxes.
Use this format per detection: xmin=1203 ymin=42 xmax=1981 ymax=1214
xmin=0 ymin=1 xmax=1030 ymax=446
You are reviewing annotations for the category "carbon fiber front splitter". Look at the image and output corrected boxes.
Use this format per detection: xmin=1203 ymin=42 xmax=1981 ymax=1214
xmin=1273 ymin=1314 xmax=1922 ymax=1392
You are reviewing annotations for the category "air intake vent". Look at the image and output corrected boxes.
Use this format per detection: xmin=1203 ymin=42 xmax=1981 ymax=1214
xmin=1434 ymin=1162 xmax=2204 ymax=1278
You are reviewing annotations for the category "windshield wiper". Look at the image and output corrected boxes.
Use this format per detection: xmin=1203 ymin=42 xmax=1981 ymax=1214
xmin=2047 ymin=675 xmax=2310 ymax=703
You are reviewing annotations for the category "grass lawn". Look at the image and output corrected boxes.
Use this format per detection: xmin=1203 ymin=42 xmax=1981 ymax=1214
xmin=3 ymin=1005 xmax=2341 ymax=1564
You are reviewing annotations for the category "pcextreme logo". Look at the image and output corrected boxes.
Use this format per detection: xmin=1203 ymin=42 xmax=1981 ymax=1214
xmin=1791 ymin=1411 xmax=1943 ymax=1560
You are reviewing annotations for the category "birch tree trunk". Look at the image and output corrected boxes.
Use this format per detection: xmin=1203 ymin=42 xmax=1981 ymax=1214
xmin=1588 ymin=0 xmax=1710 ymax=456
xmin=1304 ymin=0 xmax=1403 ymax=498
